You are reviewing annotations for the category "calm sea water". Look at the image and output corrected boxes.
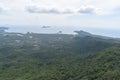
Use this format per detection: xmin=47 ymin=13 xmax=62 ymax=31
xmin=7 ymin=25 xmax=120 ymax=38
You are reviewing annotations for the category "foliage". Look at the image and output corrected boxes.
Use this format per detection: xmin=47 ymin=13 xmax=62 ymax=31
xmin=0 ymin=33 xmax=120 ymax=80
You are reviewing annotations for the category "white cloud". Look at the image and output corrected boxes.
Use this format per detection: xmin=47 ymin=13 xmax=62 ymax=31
xmin=78 ymin=6 xmax=103 ymax=15
xmin=0 ymin=4 xmax=9 ymax=14
xmin=0 ymin=0 xmax=120 ymax=27
xmin=62 ymin=9 xmax=74 ymax=14
xmin=0 ymin=6 xmax=4 ymax=13
xmin=26 ymin=6 xmax=61 ymax=14
xmin=26 ymin=5 xmax=103 ymax=15
xmin=0 ymin=0 xmax=120 ymax=15
xmin=26 ymin=5 xmax=75 ymax=14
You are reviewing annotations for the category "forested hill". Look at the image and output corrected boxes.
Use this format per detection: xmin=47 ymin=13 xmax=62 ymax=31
xmin=82 ymin=47 xmax=120 ymax=80
xmin=0 ymin=32 xmax=119 ymax=54
xmin=0 ymin=32 xmax=120 ymax=80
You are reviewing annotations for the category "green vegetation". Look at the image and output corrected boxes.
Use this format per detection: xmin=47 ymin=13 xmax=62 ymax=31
xmin=0 ymin=33 xmax=120 ymax=80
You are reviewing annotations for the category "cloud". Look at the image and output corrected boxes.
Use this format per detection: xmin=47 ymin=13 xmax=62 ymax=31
xmin=26 ymin=5 xmax=102 ymax=15
xmin=26 ymin=6 xmax=60 ymax=14
xmin=78 ymin=6 xmax=102 ymax=15
xmin=0 ymin=0 xmax=119 ymax=15
xmin=26 ymin=5 xmax=75 ymax=14
xmin=26 ymin=6 xmax=73 ymax=14
xmin=62 ymin=9 xmax=74 ymax=14
xmin=0 ymin=5 xmax=7 ymax=14
xmin=0 ymin=4 xmax=9 ymax=15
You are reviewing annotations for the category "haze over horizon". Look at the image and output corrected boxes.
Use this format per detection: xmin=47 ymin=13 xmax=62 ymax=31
xmin=0 ymin=0 xmax=120 ymax=37
xmin=2 ymin=25 xmax=119 ymax=38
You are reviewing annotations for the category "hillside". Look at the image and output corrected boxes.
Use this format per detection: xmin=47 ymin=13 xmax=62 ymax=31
xmin=0 ymin=32 xmax=118 ymax=53
xmin=80 ymin=47 xmax=120 ymax=80
xmin=0 ymin=32 xmax=120 ymax=80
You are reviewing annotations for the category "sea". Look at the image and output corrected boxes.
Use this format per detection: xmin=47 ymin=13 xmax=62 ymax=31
xmin=6 ymin=25 xmax=120 ymax=38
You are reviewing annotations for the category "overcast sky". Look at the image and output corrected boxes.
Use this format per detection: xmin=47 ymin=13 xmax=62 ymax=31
xmin=0 ymin=0 xmax=120 ymax=30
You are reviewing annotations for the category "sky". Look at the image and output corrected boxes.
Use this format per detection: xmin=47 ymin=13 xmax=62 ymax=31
xmin=0 ymin=0 xmax=120 ymax=37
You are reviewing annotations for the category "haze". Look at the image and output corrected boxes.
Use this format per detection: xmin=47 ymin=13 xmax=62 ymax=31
xmin=0 ymin=0 xmax=120 ymax=37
